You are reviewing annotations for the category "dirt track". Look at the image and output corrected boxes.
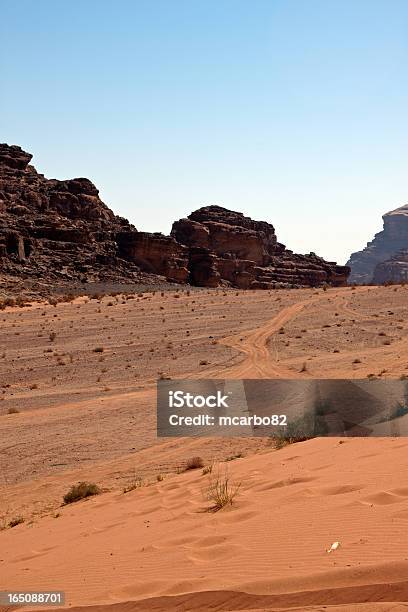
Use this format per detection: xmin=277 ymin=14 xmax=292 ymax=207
xmin=1 ymin=285 xmax=408 ymax=522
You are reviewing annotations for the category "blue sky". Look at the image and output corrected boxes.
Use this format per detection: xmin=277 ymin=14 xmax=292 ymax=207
xmin=1 ymin=0 xmax=407 ymax=264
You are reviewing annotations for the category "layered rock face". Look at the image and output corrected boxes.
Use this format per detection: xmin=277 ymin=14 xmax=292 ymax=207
xmin=0 ymin=144 xmax=349 ymax=292
xmin=172 ymin=206 xmax=349 ymax=288
xmin=347 ymin=204 xmax=408 ymax=284
xmin=373 ymin=250 xmax=408 ymax=284
xmin=0 ymin=144 xmax=188 ymax=287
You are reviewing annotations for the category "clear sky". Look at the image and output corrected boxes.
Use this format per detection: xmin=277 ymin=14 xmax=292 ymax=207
xmin=1 ymin=0 xmax=407 ymax=264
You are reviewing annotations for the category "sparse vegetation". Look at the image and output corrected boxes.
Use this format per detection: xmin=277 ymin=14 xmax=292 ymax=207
xmin=123 ymin=470 xmax=144 ymax=493
xmin=8 ymin=516 xmax=24 ymax=528
xmin=63 ymin=482 xmax=101 ymax=504
xmin=225 ymin=453 xmax=243 ymax=461
xmin=204 ymin=467 xmax=241 ymax=512
xmin=186 ymin=456 xmax=205 ymax=470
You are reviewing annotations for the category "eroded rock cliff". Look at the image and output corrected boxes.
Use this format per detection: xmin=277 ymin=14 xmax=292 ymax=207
xmin=347 ymin=204 xmax=408 ymax=284
xmin=0 ymin=144 xmax=349 ymax=293
xmin=0 ymin=144 xmax=188 ymax=289
xmin=172 ymin=206 xmax=349 ymax=288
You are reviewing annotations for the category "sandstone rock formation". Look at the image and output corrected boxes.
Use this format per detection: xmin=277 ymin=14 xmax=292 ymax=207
xmin=172 ymin=206 xmax=349 ymax=289
xmin=372 ymin=250 xmax=408 ymax=284
xmin=0 ymin=144 xmax=188 ymax=289
xmin=0 ymin=143 xmax=349 ymax=293
xmin=347 ymin=204 xmax=408 ymax=284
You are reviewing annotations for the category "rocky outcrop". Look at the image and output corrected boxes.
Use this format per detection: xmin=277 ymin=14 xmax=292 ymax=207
xmin=372 ymin=250 xmax=408 ymax=284
xmin=116 ymin=231 xmax=188 ymax=283
xmin=0 ymin=144 xmax=188 ymax=288
xmin=172 ymin=206 xmax=349 ymax=288
xmin=0 ymin=144 xmax=349 ymax=292
xmin=347 ymin=204 xmax=408 ymax=284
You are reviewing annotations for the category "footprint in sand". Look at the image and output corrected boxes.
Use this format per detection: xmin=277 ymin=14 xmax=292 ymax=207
xmin=217 ymin=509 xmax=258 ymax=524
xmin=11 ymin=545 xmax=58 ymax=563
xmin=254 ymin=476 xmax=316 ymax=492
xmin=362 ymin=491 xmax=406 ymax=505
xmin=312 ymin=484 xmax=364 ymax=496
xmin=187 ymin=540 xmax=241 ymax=563
xmin=390 ymin=487 xmax=408 ymax=497
xmin=159 ymin=535 xmax=198 ymax=548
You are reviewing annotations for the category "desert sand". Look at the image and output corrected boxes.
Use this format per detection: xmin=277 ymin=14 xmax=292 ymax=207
xmin=1 ymin=284 xmax=408 ymax=611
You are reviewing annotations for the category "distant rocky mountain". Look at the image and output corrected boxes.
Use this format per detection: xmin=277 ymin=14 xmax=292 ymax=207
xmin=347 ymin=204 xmax=408 ymax=284
xmin=0 ymin=143 xmax=349 ymax=294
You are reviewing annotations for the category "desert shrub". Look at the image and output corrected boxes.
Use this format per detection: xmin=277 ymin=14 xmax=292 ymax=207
xmin=63 ymin=482 xmax=101 ymax=504
xmin=272 ymin=406 xmax=329 ymax=447
xmin=7 ymin=407 xmax=19 ymax=414
xmin=123 ymin=472 xmax=144 ymax=493
xmin=204 ymin=467 xmax=241 ymax=512
xmin=186 ymin=456 xmax=204 ymax=470
xmin=93 ymin=346 xmax=104 ymax=353
xmin=379 ymin=393 xmax=408 ymax=422
xmin=202 ymin=464 xmax=213 ymax=476
xmin=8 ymin=516 xmax=24 ymax=528
xmin=225 ymin=453 xmax=243 ymax=461
xmin=60 ymin=294 xmax=75 ymax=303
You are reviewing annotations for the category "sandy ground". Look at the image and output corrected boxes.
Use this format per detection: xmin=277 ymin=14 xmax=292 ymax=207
xmin=1 ymin=284 xmax=408 ymax=611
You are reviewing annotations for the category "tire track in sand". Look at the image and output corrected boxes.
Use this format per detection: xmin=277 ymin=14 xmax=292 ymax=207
xmin=198 ymin=297 xmax=320 ymax=380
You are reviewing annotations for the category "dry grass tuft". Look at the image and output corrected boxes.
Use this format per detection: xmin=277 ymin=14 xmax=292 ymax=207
xmin=204 ymin=467 xmax=241 ymax=512
xmin=186 ymin=456 xmax=204 ymax=470
xmin=8 ymin=516 xmax=24 ymax=528
xmin=63 ymin=482 xmax=101 ymax=504
xmin=123 ymin=470 xmax=144 ymax=493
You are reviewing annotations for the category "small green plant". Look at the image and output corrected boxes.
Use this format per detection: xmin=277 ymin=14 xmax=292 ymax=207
xmin=63 ymin=482 xmax=101 ymax=504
